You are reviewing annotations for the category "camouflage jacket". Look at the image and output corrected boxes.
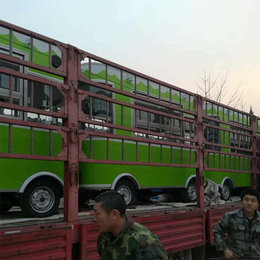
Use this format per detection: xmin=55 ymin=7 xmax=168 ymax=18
xmin=213 ymin=209 xmax=260 ymax=257
xmin=97 ymin=217 xmax=168 ymax=260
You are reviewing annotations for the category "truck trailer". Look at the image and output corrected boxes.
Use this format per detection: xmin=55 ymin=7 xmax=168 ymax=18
xmin=0 ymin=20 xmax=259 ymax=259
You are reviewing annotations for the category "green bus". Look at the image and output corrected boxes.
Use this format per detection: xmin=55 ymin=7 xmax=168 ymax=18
xmin=78 ymin=62 xmax=256 ymax=205
xmin=0 ymin=25 xmax=259 ymax=218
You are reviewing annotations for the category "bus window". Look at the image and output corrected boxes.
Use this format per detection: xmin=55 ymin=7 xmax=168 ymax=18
xmin=0 ymin=96 xmax=20 ymax=117
xmin=80 ymin=84 xmax=113 ymax=121
xmin=134 ymin=98 xmax=182 ymax=136
xmin=0 ymin=61 xmax=20 ymax=92
xmin=230 ymin=126 xmax=251 ymax=155
xmin=26 ymin=82 xmax=63 ymax=125
xmin=204 ymin=119 xmax=220 ymax=151
xmin=0 ymin=48 xmax=25 ymax=120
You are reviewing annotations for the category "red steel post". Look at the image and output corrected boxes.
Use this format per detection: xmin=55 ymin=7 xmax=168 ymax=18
xmin=250 ymin=111 xmax=257 ymax=189
xmin=63 ymin=46 xmax=79 ymax=222
xmin=194 ymin=95 xmax=205 ymax=208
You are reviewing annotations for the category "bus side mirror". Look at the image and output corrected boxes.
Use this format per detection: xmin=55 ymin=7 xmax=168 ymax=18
xmin=52 ymin=55 xmax=62 ymax=68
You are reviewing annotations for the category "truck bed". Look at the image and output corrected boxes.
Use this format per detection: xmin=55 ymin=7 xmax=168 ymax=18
xmin=0 ymin=196 xmax=241 ymax=231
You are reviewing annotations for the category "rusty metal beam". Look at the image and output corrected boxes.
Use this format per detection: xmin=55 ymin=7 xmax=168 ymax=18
xmin=194 ymin=95 xmax=205 ymax=208
xmin=0 ymin=53 xmax=67 ymax=77
xmin=78 ymin=51 xmax=195 ymax=97
xmin=79 ymin=158 xmax=197 ymax=168
xmin=0 ymin=102 xmax=67 ymax=119
xmin=79 ymin=130 xmax=196 ymax=149
xmin=63 ymin=46 xmax=79 ymax=222
xmin=79 ymin=117 xmax=197 ymax=144
xmin=78 ymin=79 xmax=196 ymax=116
xmin=0 ymin=153 xmax=67 ymax=161
xmin=78 ymin=90 xmax=195 ymax=123
xmin=202 ymin=114 xmax=252 ymax=132
xmin=0 ymin=117 xmax=67 ymax=131
xmin=202 ymin=96 xmax=251 ymax=116
xmin=250 ymin=111 xmax=257 ymax=189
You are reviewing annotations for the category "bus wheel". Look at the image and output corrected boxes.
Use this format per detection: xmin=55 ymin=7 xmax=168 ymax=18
xmin=220 ymin=182 xmax=231 ymax=201
xmin=181 ymin=180 xmax=197 ymax=202
xmin=115 ymin=180 xmax=135 ymax=206
xmin=20 ymin=180 xmax=60 ymax=218
xmin=0 ymin=202 xmax=12 ymax=214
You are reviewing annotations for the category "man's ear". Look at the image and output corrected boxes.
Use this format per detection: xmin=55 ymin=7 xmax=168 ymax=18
xmin=110 ymin=209 xmax=120 ymax=219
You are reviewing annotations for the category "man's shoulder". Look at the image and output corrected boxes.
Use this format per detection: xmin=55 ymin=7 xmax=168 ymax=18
xmin=126 ymin=221 xmax=153 ymax=235
xmin=125 ymin=221 xmax=159 ymax=246
xmin=124 ymin=221 xmax=167 ymax=258
xmin=224 ymin=209 xmax=242 ymax=218
xmin=97 ymin=233 xmax=104 ymax=245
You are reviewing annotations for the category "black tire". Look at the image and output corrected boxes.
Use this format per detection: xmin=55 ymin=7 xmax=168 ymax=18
xmin=115 ymin=180 xmax=135 ymax=206
xmin=20 ymin=179 xmax=60 ymax=218
xmin=220 ymin=182 xmax=231 ymax=201
xmin=181 ymin=180 xmax=197 ymax=202
xmin=0 ymin=202 xmax=12 ymax=214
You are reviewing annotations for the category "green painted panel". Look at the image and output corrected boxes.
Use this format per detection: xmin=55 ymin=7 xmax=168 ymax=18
xmin=0 ymin=158 xmax=63 ymax=190
xmin=12 ymin=127 xmax=31 ymax=154
xmin=0 ymin=27 xmax=256 ymax=194
xmin=0 ymin=32 xmax=63 ymax=80
xmin=0 ymin=125 xmax=9 ymax=153
xmin=79 ymin=163 xmax=195 ymax=187
xmin=205 ymin=170 xmax=250 ymax=187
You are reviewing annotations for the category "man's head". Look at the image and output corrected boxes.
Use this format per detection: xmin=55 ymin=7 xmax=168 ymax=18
xmin=93 ymin=191 xmax=126 ymax=233
xmin=241 ymin=188 xmax=260 ymax=214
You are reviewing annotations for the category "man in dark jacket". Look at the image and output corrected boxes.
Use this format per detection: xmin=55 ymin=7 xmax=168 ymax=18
xmin=93 ymin=191 xmax=168 ymax=260
xmin=214 ymin=188 xmax=260 ymax=259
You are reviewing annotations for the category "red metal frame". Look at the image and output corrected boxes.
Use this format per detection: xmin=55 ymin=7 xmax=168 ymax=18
xmin=250 ymin=114 xmax=258 ymax=189
xmin=194 ymin=95 xmax=205 ymax=207
xmin=0 ymin=226 xmax=72 ymax=260
xmin=1 ymin=19 xmax=258 ymax=213
xmin=63 ymin=46 xmax=79 ymax=222
xmin=80 ymin=209 xmax=206 ymax=260
xmin=207 ymin=204 xmax=242 ymax=245
xmin=0 ymin=20 xmax=259 ymax=258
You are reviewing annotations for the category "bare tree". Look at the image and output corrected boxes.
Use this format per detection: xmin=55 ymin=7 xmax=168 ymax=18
xmin=195 ymin=70 xmax=246 ymax=111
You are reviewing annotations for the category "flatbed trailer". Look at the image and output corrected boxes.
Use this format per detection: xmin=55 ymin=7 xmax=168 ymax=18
xmin=0 ymin=201 xmax=242 ymax=260
xmin=0 ymin=20 xmax=259 ymax=260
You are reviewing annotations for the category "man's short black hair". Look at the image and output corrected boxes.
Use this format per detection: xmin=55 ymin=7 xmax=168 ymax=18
xmin=95 ymin=191 xmax=126 ymax=216
xmin=241 ymin=188 xmax=260 ymax=203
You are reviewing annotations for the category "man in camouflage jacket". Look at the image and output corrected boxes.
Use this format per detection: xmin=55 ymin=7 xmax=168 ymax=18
xmin=93 ymin=191 xmax=168 ymax=260
xmin=214 ymin=188 xmax=260 ymax=259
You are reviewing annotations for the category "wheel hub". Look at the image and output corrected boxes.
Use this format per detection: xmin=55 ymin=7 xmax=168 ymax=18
xmin=117 ymin=185 xmax=132 ymax=205
xmin=188 ymin=185 xmax=197 ymax=201
xmin=222 ymin=185 xmax=230 ymax=199
xmin=30 ymin=186 xmax=55 ymax=213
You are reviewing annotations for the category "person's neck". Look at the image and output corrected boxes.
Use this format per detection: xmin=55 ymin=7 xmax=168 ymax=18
xmin=243 ymin=209 xmax=255 ymax=220
xmin=112 ymin=216 xmax=126 ymax=237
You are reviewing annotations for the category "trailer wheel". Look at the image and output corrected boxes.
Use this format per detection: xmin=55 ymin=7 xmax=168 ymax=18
xmin=0 ymin=202 xmax=12 ymax=214
xmin=220 ymin=182 xmax=231 ymax=201
xmin=181 ymin=180 xmax=197 ymax=202
xmin=20 ymin=179 xmax=60 ymax=218
xmin=115 ymin=180 xmax=135 ymax=206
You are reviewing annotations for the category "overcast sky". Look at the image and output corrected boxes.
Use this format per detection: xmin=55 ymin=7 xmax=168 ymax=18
xmin=1 ymin=0 xmax=260 ymax=115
